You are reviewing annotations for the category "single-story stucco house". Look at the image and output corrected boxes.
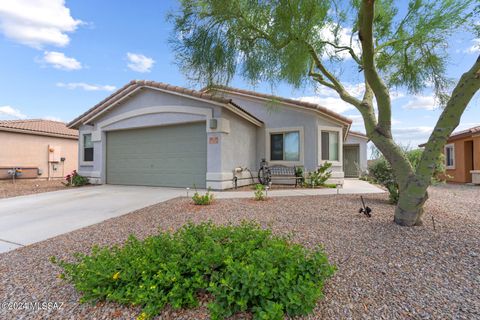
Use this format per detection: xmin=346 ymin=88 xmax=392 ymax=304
xmin=0 ymin=119 xmax=78 ymax=180
xmin=68 ymin=80 xmax=368 ymax=189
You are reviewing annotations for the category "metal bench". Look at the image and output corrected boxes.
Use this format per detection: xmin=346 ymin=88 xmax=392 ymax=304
xmin=269 ymin=165 xmax=302 ymax=187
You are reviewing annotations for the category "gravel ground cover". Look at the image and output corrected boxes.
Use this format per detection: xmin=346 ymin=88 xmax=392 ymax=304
xmin=0 ymin=179 xmax=66 ymax=199
xmin=0 ymin=184 xmax=478 ymax=319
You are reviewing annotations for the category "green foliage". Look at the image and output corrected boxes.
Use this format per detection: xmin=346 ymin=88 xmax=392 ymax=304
xmin=368 ymin=157 xmax=399 ymax=203
xmin=64 ymin=170 xmax=89 ymax=187
xmin=368 ymin=148 xmax=446 ymax=204
xmin=295 ymin=166 xmax=305 ymax=185
xmin=305 ymin=162 xmax=332 ymax=188
xmin=53 ymin=222 xmax=335 ymax=320
xmin=171 ymin=0 xmax=477 ymax=102
xmin=192 ymin=188 xmax=214 ymax=205
xmin=253 ymin=183 xmax=266 ymax=201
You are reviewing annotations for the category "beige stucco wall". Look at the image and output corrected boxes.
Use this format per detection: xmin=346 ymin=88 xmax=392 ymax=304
xmin=0 ymin=131 xmax=78 ymax=180
xmin=444 ymin=136 xmax=480 ymax=183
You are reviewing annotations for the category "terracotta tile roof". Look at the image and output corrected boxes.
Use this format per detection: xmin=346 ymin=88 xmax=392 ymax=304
xmin=348 ymin=130 xmax=369 ymax=139
xmin=448 ymin=125 xmax=480 ymax=140
xmin=0 ymin=119 xmax=78 ymax=139
xmin=418 ymin=125 xmax=480 ymax=147
xmin=202 ymin=85 xmax=353 ymax=125
xmin=68 ymin=80 xmax=263 ymax=128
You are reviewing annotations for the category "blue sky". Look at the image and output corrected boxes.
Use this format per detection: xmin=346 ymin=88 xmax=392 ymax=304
xmin=0 ymin=0 xmax=479 ymax=149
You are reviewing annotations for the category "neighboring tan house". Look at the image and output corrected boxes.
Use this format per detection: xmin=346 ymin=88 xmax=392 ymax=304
xmin=68 ymin=80 xmax=368 ymax=189
xmin=441 ymin=126 xmax=480 ymax=184
xmin=0 ymin=120 xmax=78 ymax=180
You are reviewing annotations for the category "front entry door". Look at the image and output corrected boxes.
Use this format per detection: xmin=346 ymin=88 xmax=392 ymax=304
xmin=343 ymin=145 xmax=360 ymax=178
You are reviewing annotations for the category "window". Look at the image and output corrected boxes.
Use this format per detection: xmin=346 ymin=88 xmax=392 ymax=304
xmin=445 ymin=144 xmax=455 ymax=168
xmin=321 ymin=131 xmax=339 ymax=161
xmin=270 ymin=131 xmax=300 ymax=161
xmin=83 ymin=134 xmax=94 ymax=162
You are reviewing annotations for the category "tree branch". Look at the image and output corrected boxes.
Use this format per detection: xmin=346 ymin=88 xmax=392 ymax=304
xmin=318 ymin=41 xmax=362 ymax=65
xmin=417 ymin=55 xmax=480 ymax=186
xmin=359 ymin=0 xmax=392 ymax=137
xmin=305 ymin=42 xmax=362 ymax=107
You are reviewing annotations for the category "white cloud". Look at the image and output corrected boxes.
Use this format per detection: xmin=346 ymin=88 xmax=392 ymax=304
xmin=56 ymin=82 xmax=116 ymax=91
xmin=42 ymin=115 xmax=63 ymax=122
xmin=126 ymin=52 xmax=155 ymax=73
xmin=0 ymin=105 xmax=27 ymax=119
xmin=392 ymin=126 xmax=434 ymax=148
xmin=0 ymin=0 xmax=82 ymax=48
xmin=315 ymin=23 xmax=361 ymax=60
xmin=42 ymin=51 xmax=82 ymax=70
xmin=402 ymin=95 xmax=436 ymax=111
xmin=296 ymin=82 xmax=365 ymax=113
xmin=464 ymin=39 xmax=480 ymax=54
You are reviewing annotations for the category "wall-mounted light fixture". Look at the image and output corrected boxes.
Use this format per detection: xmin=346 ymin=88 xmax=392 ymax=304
xmin=209 ymin=118 xmax=218 ymax=130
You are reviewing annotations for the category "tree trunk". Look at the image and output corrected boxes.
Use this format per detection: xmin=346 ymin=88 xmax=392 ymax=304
xmin=394 ymin=187 xmax=429 ymax=226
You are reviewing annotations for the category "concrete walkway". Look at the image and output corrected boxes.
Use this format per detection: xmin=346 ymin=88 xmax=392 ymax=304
xmin=0 ymin=185 xmax=185 ymax=253
xmin=214 ymin=179 xmax=384 ymax=199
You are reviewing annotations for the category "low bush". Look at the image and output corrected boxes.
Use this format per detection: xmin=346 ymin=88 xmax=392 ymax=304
xmin=64 ymin=170 xmax=89 ymax=187
xmin=305 ymin=162 xmax=332 ymax=188
xmin=53 ymin=222 xmax=335 ymax=320
xmin=294 ymin=166 xmax=305 ymax=185
xmin=253 ymin=183 xmax=266 ymax=200
xmin=368 ymin=148 xmax=446 ymax=204
xmin=192 ymin=188 xmax=214 ymax=205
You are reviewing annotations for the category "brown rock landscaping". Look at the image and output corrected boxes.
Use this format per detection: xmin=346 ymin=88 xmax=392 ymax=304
xmin=0 ymin=183 xmax=478 ymax=319
xmin=0 ymin=179 xmax=66 ymax=199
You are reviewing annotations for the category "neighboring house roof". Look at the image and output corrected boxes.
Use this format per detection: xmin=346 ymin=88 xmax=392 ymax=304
xmin=447 ymin=125 xmax=480 ymax=141
xmin=202 ymin=85 xmax=353 ymax=126
xmin=348 ymin=130 xmax=369 ymax=139
xmin=0 ymin=119 xmax=78 ymax=139
xmin=418 ymin=125 xmax=480 ymax=147
xmin=68 ymin=80 xmax=263 ymax=128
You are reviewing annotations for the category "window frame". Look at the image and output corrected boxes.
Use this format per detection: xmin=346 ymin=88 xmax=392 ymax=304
xmin=444 ymin=143 xmax=455 ymax=169
xmin=318 ymin=125 xmax=343 ymax=166
xmin=265 ymin=127 xmax=304 ymax=166
xmin=80 ymin=133 xmax=94 ymax=165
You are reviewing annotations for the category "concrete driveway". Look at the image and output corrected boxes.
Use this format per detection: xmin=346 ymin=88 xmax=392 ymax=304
xmin=0 ymin=185 xmax=186 ymax=253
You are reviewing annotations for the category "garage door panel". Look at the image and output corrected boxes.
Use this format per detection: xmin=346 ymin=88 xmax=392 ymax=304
xmin=106 ymin=122 xmax=207 ymax=188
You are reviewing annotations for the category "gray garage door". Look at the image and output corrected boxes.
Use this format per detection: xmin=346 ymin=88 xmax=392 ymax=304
xmin=106 ymin=122 xmax=207 ymax=188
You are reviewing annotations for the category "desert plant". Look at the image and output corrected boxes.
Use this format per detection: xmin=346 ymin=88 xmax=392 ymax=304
xmin=305 ymin=162 xmax=332 ymax=188
xmin=253 ymin=183 xmax=266 ymax=201
xmin=65 ymin=170 xmax=89 ymax=187
xmin=294 ymin=166 xmax=305 ymax=185
xmin=53 ymin=222 xmax=335 ymax=320
xmin=192 ymin=188 xmax=214 ymax=205
xmin=368 ymin=149 xmax=446 ymax=204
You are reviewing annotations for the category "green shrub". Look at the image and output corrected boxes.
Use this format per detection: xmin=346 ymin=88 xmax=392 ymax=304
xmin=305 ymin=162 xmax=332 ymax=188
xmin=294 ymin=166 xmax=305 ymax=185
xmin=253 ymin=183 xmax=266 ymax=201
xmin=64 ymin=170 xmax=89 ymax=187
xmin=368 ymin=148 xmax=446 ymax=204
xmin=192 ymin=188 xmax=214 ymax=205
xmin=53 ymin=222 xmax=335 ymax=320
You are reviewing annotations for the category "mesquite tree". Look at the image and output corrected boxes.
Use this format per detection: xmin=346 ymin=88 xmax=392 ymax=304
xmin=170 ymin=0 xmax=480 ymax=226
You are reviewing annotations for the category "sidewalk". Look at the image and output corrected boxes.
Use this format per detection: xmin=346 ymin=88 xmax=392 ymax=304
xmin=214 ymin=179 xmax=384 ymax=199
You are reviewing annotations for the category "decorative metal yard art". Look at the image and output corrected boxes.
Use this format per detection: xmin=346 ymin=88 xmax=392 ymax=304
xmin=258 ymin=158 xmax=272 ymax=186
xmin=358 ymin=196 xmax=372 ymax=217
xmin=7 ymin=168 xmax=22 ymax=184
